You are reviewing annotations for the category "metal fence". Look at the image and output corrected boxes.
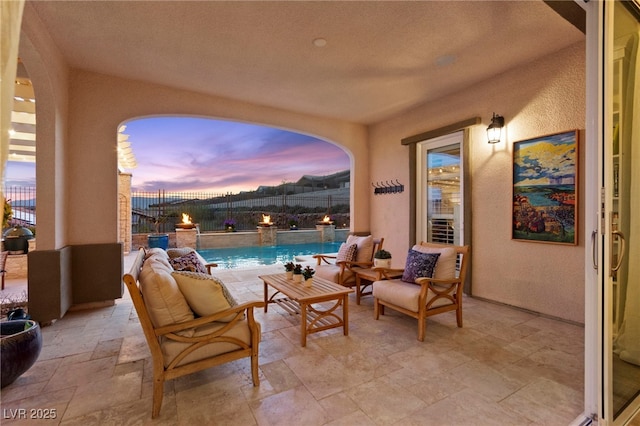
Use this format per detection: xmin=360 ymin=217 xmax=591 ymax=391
xmin=132 ymin=190 xmax=350 ymax=233
xmin=3 ymin=186 xmax=36 ymax=228
xmin=2 ymin=186 xmax=350 ymax=234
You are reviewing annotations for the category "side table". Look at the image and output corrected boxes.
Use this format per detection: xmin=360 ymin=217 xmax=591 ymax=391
xmin=354 ymin=268 xmax=403 ymax=305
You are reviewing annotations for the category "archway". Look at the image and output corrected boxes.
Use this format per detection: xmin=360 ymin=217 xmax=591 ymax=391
xmin=118 ymin=116 xmax=352 ymax=248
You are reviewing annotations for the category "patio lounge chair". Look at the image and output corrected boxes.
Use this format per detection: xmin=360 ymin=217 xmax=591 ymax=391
xmin=313 ymin=235 xmax=384 ymax=296
xmin=372 ymin=241 xmax=470 ymax=341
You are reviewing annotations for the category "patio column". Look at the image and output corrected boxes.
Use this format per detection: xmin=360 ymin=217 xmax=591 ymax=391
xmin=257 ymin=225 xmax=277 ymax=245
xmin=316 ymin=224 xmax=335 ymax=242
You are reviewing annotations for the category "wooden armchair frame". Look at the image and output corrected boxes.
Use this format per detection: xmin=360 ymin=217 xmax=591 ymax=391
xmin=313 ymin=237 xmax=384 ymax=288
xmin=373 ymin=242 xmax=470 ymax=341
xmin=123 ymin=249 xmax=264 ymax=418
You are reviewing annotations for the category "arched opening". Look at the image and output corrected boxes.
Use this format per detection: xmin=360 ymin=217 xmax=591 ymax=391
xmin=118 ymin=116 xmax=352 ymax=251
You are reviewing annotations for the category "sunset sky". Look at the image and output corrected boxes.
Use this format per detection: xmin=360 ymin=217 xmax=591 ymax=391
xmin=4 ymin=117 xmax=351 ymax=193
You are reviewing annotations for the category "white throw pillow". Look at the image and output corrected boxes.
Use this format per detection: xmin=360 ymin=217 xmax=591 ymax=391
xmin=346 ymin=235 xmax=374 ymax=263
xmin=172 ymin=271 xmax=238 ymax=321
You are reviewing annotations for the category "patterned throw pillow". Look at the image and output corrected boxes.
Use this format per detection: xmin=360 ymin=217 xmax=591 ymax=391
xmin=401 ymin=250 xmax=440 ymax=283
xmin=167 ymin=247 xmax=196 ymax=259
xmin=172 ymin=271 xmax=238 ymax=321
xmin=336 ymin=243 xmax=358 ymax=262
xmin=169 ymin=251 xmax=207 ymax=274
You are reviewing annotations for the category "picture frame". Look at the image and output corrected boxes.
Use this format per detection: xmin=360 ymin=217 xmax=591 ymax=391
xmin=512 ymin=130 xmax=579 ymax=245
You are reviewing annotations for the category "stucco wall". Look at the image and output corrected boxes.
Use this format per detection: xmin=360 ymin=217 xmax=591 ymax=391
xmin=369 ymin=41 xmax=586 ymax=323
xmin=64 ymin=70 xmax=370 ymax=244
xmin=20 ymin=2 xmax=70 ymax=250
xmin=19 ymin=4 xmax=586 ymax=323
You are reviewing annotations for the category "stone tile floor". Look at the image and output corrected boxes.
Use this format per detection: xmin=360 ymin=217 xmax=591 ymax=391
xmin=0 ymin=255 xmax=595 ymax=425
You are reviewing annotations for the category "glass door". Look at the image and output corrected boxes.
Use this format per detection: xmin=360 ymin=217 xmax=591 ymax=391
xmin=604 ymin=1 xmax=640 ymax=423
xmin=416 ymin=131 xmax=464 ymax=246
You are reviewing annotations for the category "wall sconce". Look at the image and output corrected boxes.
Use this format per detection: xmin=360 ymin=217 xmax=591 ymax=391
xmin=487 ymin=113 xmax=505 ymax=144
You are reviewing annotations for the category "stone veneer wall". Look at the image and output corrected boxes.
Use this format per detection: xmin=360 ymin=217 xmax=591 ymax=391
xmin=118 ymin=173 xmax=132 ymax=253
xmin=3 ymin=239 xmax=36 ymax=279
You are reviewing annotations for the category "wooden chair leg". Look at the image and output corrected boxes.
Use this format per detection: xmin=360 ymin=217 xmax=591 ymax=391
xmin=251 ymin=351 xmax=260 ymax=386
xmin=373 ymin=298 xmax=380 ymax=319
xmin=456 ymin=306 xmax=463 ymax=327
xmin=418 ymin=312 xmax=426 ymax=342
xmin=151 ymin=376 xmax=164 ymax=419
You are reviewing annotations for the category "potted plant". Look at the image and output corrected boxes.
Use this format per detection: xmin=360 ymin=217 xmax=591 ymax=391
xmin=288 ymin=215 xmax=299 ymax=230
xmin=148 ymin=216 xmax=169 ymax=250
xmin=284 ymin=261 xmax=295 ymax=279
xmin=223 ymin=218 xmax=236 ymax=232
xmin=302 ymin=266 xmax=315 ymax=287
xmin=292 ymin=263 xmax=303 ymax=283
xmin=373 ymin=249 xmax=392 ymax=268
xmin=3 ymin=198 xmax=12 ymax=231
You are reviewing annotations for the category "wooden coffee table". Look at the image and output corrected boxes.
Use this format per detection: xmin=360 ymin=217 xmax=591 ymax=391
xmin=260 ymin=273 xmax=353 ymax=347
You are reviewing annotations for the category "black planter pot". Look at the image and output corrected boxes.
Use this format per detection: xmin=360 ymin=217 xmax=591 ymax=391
xmin=1 ymin=320 xmax=43 ymax=388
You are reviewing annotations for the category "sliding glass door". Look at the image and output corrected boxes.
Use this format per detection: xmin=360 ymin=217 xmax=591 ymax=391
xmin=603 ymin=1 xmax=640 ymax=423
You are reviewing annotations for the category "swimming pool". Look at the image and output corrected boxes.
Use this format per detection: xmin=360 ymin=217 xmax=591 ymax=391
xmin=198 ymin=241 xmax=344 ymax=269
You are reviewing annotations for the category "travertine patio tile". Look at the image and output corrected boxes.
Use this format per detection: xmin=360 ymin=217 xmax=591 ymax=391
xmin=0 ymin=255 xmax=593 ymax=425
xmin=250 ymin=386 xmax=329 ymax=426
xmin=44 ymin=356 xmax=117 ymax=393
xmin=403 ymin=388 xmax=532 ymax=425
xmin=62 ymin=371 xmax=143 ymax=419
xmin=345 ymin=377 xmax=426 ymax=425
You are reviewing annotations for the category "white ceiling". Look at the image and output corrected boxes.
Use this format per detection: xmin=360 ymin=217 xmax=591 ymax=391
xmin=23 ymin=0 xmax=584 ymax=126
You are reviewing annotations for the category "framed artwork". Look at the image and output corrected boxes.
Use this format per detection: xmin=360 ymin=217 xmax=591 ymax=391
xmin=512 ymin=130 xmax=578 ymax=245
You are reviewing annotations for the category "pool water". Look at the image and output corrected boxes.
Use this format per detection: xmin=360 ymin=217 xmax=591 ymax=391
xmin=198 ymin=242 xmax=344 ymax=269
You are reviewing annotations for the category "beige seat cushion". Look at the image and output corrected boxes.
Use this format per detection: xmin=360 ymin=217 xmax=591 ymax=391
xmin=346 ymin=235 xmax=374 ymax=263
xmin=315 ymin=264 xmax=355 ymax=285
xmin=139 ymin=268 xmax=195 ymax=335
xmin=412 ymin=245 xmax=457 ymax=280
xmin=161 ymin=319 xmax=259 ymax=368
xmin=172 ymin=271 xmax=238 ymax=321
xmin=372 ymin=279 xmax=454 ymax=312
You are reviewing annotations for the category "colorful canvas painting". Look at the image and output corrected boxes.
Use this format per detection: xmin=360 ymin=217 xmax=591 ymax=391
xmin=512 ymin=130 xmax=578 ymax=244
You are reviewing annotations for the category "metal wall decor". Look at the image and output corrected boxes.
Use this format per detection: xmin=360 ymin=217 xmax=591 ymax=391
xmin=372 ymin=180 xmax=404 ymax=195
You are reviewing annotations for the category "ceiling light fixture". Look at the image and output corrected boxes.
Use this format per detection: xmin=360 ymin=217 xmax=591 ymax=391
xmin=313 ymin=38 xmax=327 ymax=47
xmin=487 ymin=113 xmax=505 ymax=144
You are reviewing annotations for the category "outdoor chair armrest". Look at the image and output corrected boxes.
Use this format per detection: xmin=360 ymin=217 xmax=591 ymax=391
xmin=414 ymin=277 xmax=461 ymax=287
xmin=338 ymin=260 xmax=373 ymax=272
xmin=205 ymin=262 xmax=218 ymax=274
xmin=314 ymin=254 xmax=337 ymax=265
xmin=372 ymin=266 xmax=405 ymax=280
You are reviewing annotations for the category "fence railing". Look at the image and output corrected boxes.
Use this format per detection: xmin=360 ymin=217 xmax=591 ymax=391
xmin=3 ymin=186 xmax=36 ymax=228
xmin=132 ymin=190 xmax=350 ymax=233
xmin=2 ymin=186 xmax=350 ymax=234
